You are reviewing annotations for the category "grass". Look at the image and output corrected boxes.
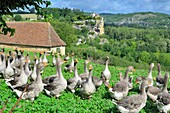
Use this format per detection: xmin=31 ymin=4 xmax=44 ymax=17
xmin=0 ymin=51 xmax=169 ymax=113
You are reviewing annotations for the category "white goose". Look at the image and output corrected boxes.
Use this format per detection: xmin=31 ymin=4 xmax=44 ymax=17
xmin=0 ymin=52 xmax=6 ymax=74
xmin=105 ymin=66 xmax=135 ymax=100
xmin=145 ymin=63 xmax=154 ymax=87
xmin=24 ymin=59 xmax=32 ymax=77
xmin=13 ymin=62 xmax=48 ymax=101
xmin=156 ymin=63 xmax=164 ymax=88
xmin=52 ymin=52 xmax=56 ymax=66
xmin=156 ymin=73 xmax=170 ymax=113
xmin=44 ymin=57 xmax=67 ymax=98
xmin=64 ymin=53 xmax=74 ymax=73
xmin=5 ymin=61 xmax=28 ymax=89
xmin=136 ymin=76 xmax=161 ymax=101
xmin=3 ymin=55 xmax=15 ymax=80
xmin=79 ymin=59 xmax=90 ymax=82
xmin=42 ymin=51 xmax=48 ymax=63
xmin=42 ymin=54 xmax=61 ymax=85
xmin=30 ymin=58 xmax=38 ymax=81
xmin=113 ymin=81 xmax=148 ymax=113
xmin=67 ymin=59 xmax=82 ymax=93
xmin=101 ymin=56 xmax=111 ymax=82
xmin=79 ymin=65 xmax=96 ymax=99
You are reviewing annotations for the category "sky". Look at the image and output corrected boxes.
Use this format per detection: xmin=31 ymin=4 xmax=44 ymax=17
xmin=49 ymin=0 xmax=170 ymax=14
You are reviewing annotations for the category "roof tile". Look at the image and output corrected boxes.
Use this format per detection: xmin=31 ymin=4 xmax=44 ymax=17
xmin=0 ymin=22 xmax=66 ymax=47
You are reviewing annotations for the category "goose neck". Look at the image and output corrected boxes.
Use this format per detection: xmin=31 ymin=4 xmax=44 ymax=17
xmin=148 ymin=67 xmax=153 ymax=77
xmin=57 ymin=65 xmax=64 ymax=79
xmin=162 ymin=75 xmax=168 ymax=93
xmin=44 ymin=53 xmax=47 ymax=59
xmin=105 ymin=60 xmax=109 ymax=69
xmin=74 ymin=64 xmax=78 ymax=78
xmin=36 ymin=66 xmax=42 ymax=82
xmin=33 ymin=62 xmax=37 ymax=72
xmin=87 ymin=70 xmax=93 ymax=83
xmin=140 ymin=83 xmax=147 ymax=96
xmin=84 ymin=62 xmax=88 ymax=73
xmin=124 ymin=69 xmax=129 ymax=81
xmin=158 ymin=66 xmax=161 ymax=76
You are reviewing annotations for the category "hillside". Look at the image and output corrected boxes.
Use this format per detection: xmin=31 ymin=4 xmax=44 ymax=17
xmin=100 ymin=12 xmax=170 ymax=29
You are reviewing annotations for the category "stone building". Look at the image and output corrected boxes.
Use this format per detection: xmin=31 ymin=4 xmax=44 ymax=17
xmin=0 ymin=22 xmax=66 ymax=55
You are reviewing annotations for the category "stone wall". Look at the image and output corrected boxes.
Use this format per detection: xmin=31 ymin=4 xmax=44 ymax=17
xmin=0 ymin=44 xmax=65 ymax=55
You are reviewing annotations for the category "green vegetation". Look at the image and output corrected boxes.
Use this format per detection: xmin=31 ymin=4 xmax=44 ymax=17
xmin=0 ymin=51 xmax=168 ymax=113
xmin=0 ymin=0 xmax=51 ymax=35
xmin=88 ymin=27 xmax=170 ymax=69
xmin=14 ymin=15 xmax=23 ymax=21
xmin=42 ymin=8 xmax=89 ymax=22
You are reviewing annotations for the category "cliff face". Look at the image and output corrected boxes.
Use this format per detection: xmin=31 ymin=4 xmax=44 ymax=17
xmin=101 ymin=12 xmax=170 ymax=29
xmin=92 ymin=13 xmax=104 ymax=35
xmin=98 ymin=17 xmax=104 ymax=35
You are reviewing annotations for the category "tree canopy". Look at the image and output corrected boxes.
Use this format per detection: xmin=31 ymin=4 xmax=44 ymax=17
xmin=0 ymin=0 xmax=51 ymax=36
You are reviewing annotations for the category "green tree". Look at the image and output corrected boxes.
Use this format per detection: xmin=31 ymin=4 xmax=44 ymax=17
xmin=0 ymin=0 xmax=51 ymax=36
xmin=139 ymin=51 xmax=151 ymax=63
xmin=14 ymin=15 xmax=22 ymax=21
xmin=50 ymin=20 xmax=77 ymax=46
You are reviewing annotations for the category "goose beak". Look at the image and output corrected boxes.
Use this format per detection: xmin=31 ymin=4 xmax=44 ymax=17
xmin=153 ymin=77 xmax=156 ymax=81
xmin=43 ymin=62 xmax=48 ymax=67
xmin=62 ymin=58 xmax=67 ymax=63
xmin=87 ymin=59 xmax=91 ymax=63
xmin=72 ymin=53 xmax=75 ymax=56
xmin=106 ymin=56 xmax=109 ymax=59
xmin=63 ymin=59 xmax=67 ymax=63
xmin=75 ymin=59 xmax=78 ymax=63
xmin=89 ymin=65 xmax=93 ymax=70
xmin=104 ymin=81 xmax=112 ymax=89
xmin=40 ymin=51 xmax=43 ymax=55
xmin=135 ymin=79 xmax=139 ymax=84
xmin=25 ymin=59 xmax=29 ymax=63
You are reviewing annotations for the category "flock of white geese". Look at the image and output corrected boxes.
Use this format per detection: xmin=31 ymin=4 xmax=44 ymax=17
xmin=0 ymin=48 xmax=170 ymax=113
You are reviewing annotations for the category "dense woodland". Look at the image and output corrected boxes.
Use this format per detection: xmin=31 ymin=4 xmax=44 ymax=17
xmin=7 ymin=8 xmax=170 ymax=70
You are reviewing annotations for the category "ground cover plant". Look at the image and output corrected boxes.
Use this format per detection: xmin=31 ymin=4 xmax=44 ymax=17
xmin=0 ymin=50 xmax=169 ymax=113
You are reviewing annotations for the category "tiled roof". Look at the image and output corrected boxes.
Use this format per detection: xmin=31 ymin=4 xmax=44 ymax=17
xmin=0 ymin=22 xmax=66 ymax=47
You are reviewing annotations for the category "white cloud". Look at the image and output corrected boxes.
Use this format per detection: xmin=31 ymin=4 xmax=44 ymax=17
xmin=49 ymin=0 xmax=170 ymax=14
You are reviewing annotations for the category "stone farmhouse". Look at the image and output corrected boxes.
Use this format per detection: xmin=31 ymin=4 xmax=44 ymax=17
xmin=0 ymin=22 xmax=66 ymax=55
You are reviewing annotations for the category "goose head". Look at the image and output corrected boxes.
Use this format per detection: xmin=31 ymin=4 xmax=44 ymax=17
xmin=135 ymin=76 xmax=145 ymax=84
xmin=20 ymin=49 xmax=24 ymax=55
xmin=162 ymin=72 xmax=169 ymax=93
xmin=56 ymin=57 xmax=66 ymax=67
xmin=85 ymin=59 xmax=90 ymax=64
xmin=124 ymin=66 xmax=135 ymax=81
xmin=106 ymin=56 xmax=109 ymax=60
xmin=74 ymin=59 xmax=78 ymax=66
xmin=150 ymin=63 xmax=154 ymax=69
xmin=71 ymin=53 xmax=75 ymax=57
xmin=127 ymin=66 xmax=135 ymax=72
xmin=89 ymin=64 xmax=93 ymax=71
xmin=1 ymin=48 xmax=5 ymax=52
xmin=119 ymin=72 xmax=123 ymax=81
xmin=38 ymin=61 xmax=48 ymax=71
xmin=157 ymin=63 xmax=161 ymax=69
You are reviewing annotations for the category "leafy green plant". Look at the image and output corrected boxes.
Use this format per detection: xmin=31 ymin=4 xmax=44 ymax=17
xmin=0 ymin=50 xmax=168 ymax=113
